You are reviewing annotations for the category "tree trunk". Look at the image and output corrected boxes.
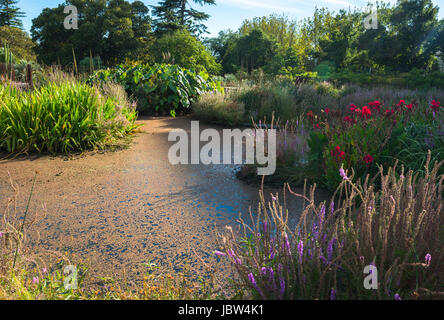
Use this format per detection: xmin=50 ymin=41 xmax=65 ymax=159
xmin=180 ymin=0 xmax=186 ymax=26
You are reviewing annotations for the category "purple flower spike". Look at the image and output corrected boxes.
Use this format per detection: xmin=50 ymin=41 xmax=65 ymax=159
xmin=283 ymin=233 xmax=291 ymax=254
xmin=327 ymin=238 xmax=336 ymax=261
xmin=279 ymin=279 xmax=285 ymax=299
xmin=425 ymin=253 xmax=431 ymax=266
xmin=248 ymin=273 xmax=256 ymax=286
xmin=330 ymin=288 xmax=336 ymax=300
xmin=297 ymin=240 xmax=303 ymax=259
xmin=394 ymin=293 xmax=401 ymax=300
xmin=320 ymin=205 xmax=326 ymax=224
xmin=214 ymin=250 xmax=226 ymax=257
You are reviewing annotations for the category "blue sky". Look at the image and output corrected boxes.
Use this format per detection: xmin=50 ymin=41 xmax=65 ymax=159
xmin=18 ymin=0 xmax=444 ymax=37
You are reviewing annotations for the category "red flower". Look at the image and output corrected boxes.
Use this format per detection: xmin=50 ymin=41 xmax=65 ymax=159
xmin=374 ymin=100 xmax=381 ymax=108
xmin=331 ymin=146 xmax=345 ymax=159
xmin=350 ymin=104 xmax=357 ymax=112
xmin=364 ymin=154 xmax=374 ymax=165
xmin=362 ymin=106 xmax=372 ymax=118
xmin=396 ymin=99 xmax=406 ymax=107
xmin=385 ymin=109 xmax=394 ymax=116
xmin=324 ymin=108 xmax=330 ymax=114
xmin=307 ymin=110 xmax=314 ymax=118
xmin=430 ymin=100 xmax=441 ymax=111
xmin=406 ymin=104 xmax=413 ymax=110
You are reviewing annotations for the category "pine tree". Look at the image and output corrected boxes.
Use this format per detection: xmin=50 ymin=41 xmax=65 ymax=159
xmin=0 ymin=0 xmax=25 ymax=28
xmin=151 ymin=0 xmax=215 ymax=36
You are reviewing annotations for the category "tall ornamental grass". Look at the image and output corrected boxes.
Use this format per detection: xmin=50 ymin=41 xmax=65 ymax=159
xmin=219 ymin=155 xmax=444 ymax=300
xmin=0 ymin=82 xmax=138 ymax=154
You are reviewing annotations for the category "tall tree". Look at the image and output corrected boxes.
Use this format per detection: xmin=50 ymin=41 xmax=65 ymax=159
xmin=31 ymin=0 xmax=153 ymax=66
xmin=387 ymin=0 xmax=439 ymax=71
xmin=0 ymin=0 xmax=25 ymax=28
xmin=151 ymin=0 xmax=215 ymax=36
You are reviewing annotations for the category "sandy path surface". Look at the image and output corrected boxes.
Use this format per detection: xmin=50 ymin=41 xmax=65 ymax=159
xmin=0 ymin=117 xmax=330 ymax=287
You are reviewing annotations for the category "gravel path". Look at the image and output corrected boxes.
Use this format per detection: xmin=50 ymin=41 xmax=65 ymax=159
xmin=0 ymin=117 xmax=330 ymax=286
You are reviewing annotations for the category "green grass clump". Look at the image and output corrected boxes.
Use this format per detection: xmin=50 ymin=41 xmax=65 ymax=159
xmin=0 ymin=81 xmax=138 ymax=154
xmin=192 ymin=92 xmax=245 ymax=126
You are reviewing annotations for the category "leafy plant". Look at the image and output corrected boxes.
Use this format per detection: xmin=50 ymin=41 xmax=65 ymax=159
xmin=0 ymin=81 xmax=138 ymax=154
xmin=219 ymin=157 xmax=444 ymax=300
xmin=88 ymin=63 xmax=223 ymax=116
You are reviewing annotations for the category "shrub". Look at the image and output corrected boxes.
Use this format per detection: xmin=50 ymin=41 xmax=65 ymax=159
xmin=329 ymin=70 xmax=444 ymax=89
xmin=88 ymin=63 xmax=223 ymax=116
xmin=192 ymin=92 xmax=245 ymax=126
xmin=218 ymin=158 xmax=444 ymax=300
xmin=236 ymin=83 xmax=297 ymax=122
xmin=0 ymin=81 xmax=138 ymax=154
xmin=151 ymin=29 xmax=222 ymax=75
xmin=268 ymin=97 xmax=444 ymax=190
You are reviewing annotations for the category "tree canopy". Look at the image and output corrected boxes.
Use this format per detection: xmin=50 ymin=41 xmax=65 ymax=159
xmin=151 ymin=0 xmax=215 ymax=36
xmin=0 ymin=0 xmax=25 ymax=28
xmin=207 ymin=0 xmax=443 ymax=75
xmin=151 ymin=28 xmax=221 ymax=74
xmin=0 ymin=26 xmax=35 ymax=61
xmin=31 ymin=0 xmax=152 ymax=66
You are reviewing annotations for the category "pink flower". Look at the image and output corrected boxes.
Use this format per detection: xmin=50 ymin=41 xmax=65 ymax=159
xmin=214 ymin=250 xmax=226 ymax=257
xmin=425 ymin=253 xmax=431 ymax=266
xmin=339 ymin=168 xmax=348 ymax=180
xmin=32 ymin=277 xmax=39 ymax=285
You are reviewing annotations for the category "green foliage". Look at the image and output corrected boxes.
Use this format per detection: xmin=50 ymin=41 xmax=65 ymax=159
xmin=31 ymin=0 xmax=152 ymax=66
xmin=0 ymin=26 xmax=35 ymax=61
xmin=0 ymin=82 xmax=138 ymax=154
xmin=151 ymin=0 xmax=215 ymax=36
xmin=88 ymin=63 xmax=223 ymax=116
xmin=151 ymin=29 xmax=221 ymax=74
xmin=330 ymin=69 xmax=444 ymax=89
xmin=192 ymin=92 xmax=245 ymax=126
xmin=0 ymin=0 xmax=24 ymax=28
xmin=236 ymin=82 xmax=297 ymax=121
xmin=221 ymin=159 xmax=444 ymax=300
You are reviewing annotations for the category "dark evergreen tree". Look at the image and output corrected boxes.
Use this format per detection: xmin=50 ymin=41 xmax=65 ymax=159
xmin=151 ymin=0 xmax=215 ymax=36
xmin=0 ymin=0 xmax=25 ymax=28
